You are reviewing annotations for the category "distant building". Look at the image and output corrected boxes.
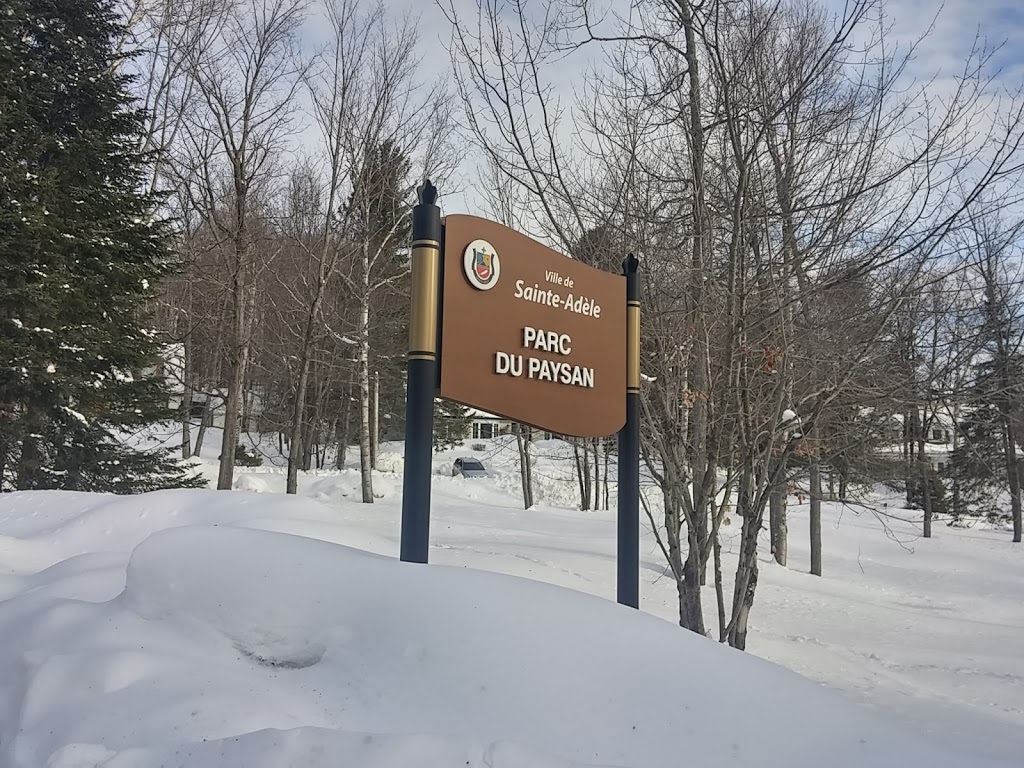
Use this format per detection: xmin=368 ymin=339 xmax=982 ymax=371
xmin=881 ymin=408 xmax=957 ymax=472
xmin=466 ymin=408 xmax=556 ymax=442
xmin=151 ymin=343 xmax=261 ymax=432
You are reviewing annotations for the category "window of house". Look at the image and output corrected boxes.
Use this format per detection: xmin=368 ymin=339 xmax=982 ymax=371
xmin=189 ymin=400 xmax=206 ymax=419
xmin=473 ymin=422 xmax=494 ymax=440
xmin=933 ymin=428 xmax=944 ymax=442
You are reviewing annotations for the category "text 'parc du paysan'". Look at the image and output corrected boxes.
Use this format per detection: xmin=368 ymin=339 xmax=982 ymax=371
xmin=494 ymin=269 xmax=600 ymax=388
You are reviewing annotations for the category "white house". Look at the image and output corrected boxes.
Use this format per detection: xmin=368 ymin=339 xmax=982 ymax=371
xmin=880 ymin=408 xmax=957 ymax=472
xmin=152 ymin=343 xmax=263 ymax=432
xmin=466 ymin=408 xmax=556 ymax=441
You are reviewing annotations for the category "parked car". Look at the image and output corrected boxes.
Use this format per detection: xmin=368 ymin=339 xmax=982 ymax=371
xmin=452 ymin=457 xmax=488 ymax=478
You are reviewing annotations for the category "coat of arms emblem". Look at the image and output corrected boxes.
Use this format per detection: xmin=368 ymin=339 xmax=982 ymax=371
xmin=463 ymin=239 xmax=500 ymax=290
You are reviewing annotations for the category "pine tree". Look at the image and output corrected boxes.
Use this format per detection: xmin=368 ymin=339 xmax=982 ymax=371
xmin=947 ymin=356 xmax=1021 ymax=521
xmin=434 ymin=400 xmax=471 ymax=450
xmin=0 ymin=0 xmax=204 ymax=492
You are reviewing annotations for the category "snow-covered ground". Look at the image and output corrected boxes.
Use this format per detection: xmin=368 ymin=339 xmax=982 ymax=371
xmin=1 ymin=429 xmax=1022 ymax=766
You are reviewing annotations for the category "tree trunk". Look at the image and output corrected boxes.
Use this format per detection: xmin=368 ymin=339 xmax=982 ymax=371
xmin=905 ymin=410 xmax=918 ymax=507
xmin=810 ymin=460 xmax=822 ymax=576
xmin=15 ymin=407 xmax=43 ymax=490
xmin=318 ymin=421 xmax=329 ymax=470
xmin=727 ymin=483 xmax=761 ymax=649
xmin=598 ymin=442 xmax=606 ymax=514
xmin=770 ymin=483 xmax=787 ymax=566
xmin=301 ymin=402 xmax=316 ymax=472
xmin=358 ymin=297 xmax=373 ymax=503
xmin=713 ymin=526 xmax=726 ymax=641
xmin=217 ymin=266 xmax=251 ymax=491
xmin=286 ymin=360 xmax=311 ymax=495
xmin=193 ymin=396 xmax=210 ymax=458
xmin=15 ymin=438 xmax=35 ymax=490
xmin=919 ymin=435 xmax=933 ymax=538
xmin=582 ymin=443 xmax=592 ymax=510
xmin=219 ymin=370 xmax=248 ymax=483
xmin=663 ymin=483 xmax=704 ymax=634
xmin=679 ymin=0 xmax=713 ymax=610
xmin=336 ymin=392 xmax=351 ymax=470
xmin=516 ymin=424 xmax=533 ymax=509
xmin=572 ymin=441 xmax=590 ymax=510
xmin=728 ymin=559 xmax=757 ymax=651
xmin=1006 ymin=418 xmax=1022 ymax=542
xmin=678 ymin=545 xmax=706 ymax=636
xmin=1015 ymin=464 xmax=1023 ymax=543
xmin=181 ymin=314 xmax=193 ymax=460
xmin=371 ymin=370 xmax=379 ymax=470
xmin=952 ymin=408 xmax=962 ymax=517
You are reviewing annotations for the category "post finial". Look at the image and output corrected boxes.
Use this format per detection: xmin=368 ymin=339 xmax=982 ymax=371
xmin=623 ymin=253 xmax=639 ymax=274
xmin=417 ymin=179 xmax=438 ymax=206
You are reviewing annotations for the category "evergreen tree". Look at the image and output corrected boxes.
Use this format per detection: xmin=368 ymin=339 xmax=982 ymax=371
xmin=0 ymin=0 xmax=203 ymax=492
xmin=434 ymin=400 xmax=471 ymax=450
xmin=947 ymin=355 xmax=1022 ymax=520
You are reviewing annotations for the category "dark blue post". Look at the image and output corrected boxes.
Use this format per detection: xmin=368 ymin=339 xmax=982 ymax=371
xmin=617 ymin=255 xmax=641 ymax=608
xmin=400 ymin=181 xmax=442 ymax=563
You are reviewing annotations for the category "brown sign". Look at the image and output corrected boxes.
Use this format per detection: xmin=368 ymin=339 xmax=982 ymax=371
xmin=439 ymin=215 xmax=626 ymax=438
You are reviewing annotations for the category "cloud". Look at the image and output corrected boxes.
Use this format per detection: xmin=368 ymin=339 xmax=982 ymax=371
xmin=342 ymin=0 xmax=1024 ymax=217
xmin=831 ymin=0 xmax=1024 ymax=83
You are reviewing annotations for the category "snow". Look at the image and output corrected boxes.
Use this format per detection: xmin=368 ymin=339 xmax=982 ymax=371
xmin=1 ymin=429 xmax=1022 ymax=766
xmin=61 ymin=406 xmax=88 ymax=425
xmin=781 ymin=408 xmax=798 ymax=423
xmin=0 ymin=490 xmax=1013 ymax=768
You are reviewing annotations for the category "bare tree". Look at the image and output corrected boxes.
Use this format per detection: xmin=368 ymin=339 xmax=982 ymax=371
xmin=119 ymin=0 xmax=230 ymax=193
xmin=183 ymin=0 xmax=306 ymax=490
xmin=445 ymin=0 xmax=1024 ymax=646
xmin=965 ymin=207 xmax=1024 ymax=541
xmin=310 ymin=0 xmax=453 ymax=503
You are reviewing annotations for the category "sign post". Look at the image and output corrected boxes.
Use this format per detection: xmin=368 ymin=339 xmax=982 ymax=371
xmin=399 ymin=186 xmax=642 ymax=608
xmin=618 ymin=255 xmax=641 ymax=608
xmin=399 ymin=181 xmax=442 ymax=564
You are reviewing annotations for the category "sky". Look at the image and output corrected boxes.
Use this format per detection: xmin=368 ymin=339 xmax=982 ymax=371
xmin=334 ymin=0 xmax=1024 ymax=217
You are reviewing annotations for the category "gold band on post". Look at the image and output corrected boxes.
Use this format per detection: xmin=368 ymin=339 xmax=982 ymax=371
xmin=408 ymin=240 xmax=441 ymax=357
xmin=627 ymin=303 xmax=640 ymax=391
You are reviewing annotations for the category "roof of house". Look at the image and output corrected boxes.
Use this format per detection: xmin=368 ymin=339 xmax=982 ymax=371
xmin=465 ymin=408 xmax=511 ymax=421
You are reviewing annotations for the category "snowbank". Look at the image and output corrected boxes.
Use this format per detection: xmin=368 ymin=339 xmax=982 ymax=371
xmin=0 ymin=490 xmax=1010 ymax=767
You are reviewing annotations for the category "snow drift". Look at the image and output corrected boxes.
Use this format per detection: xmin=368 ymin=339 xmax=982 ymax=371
xmin=0 ymin=490 xmax=1012 ymax=767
